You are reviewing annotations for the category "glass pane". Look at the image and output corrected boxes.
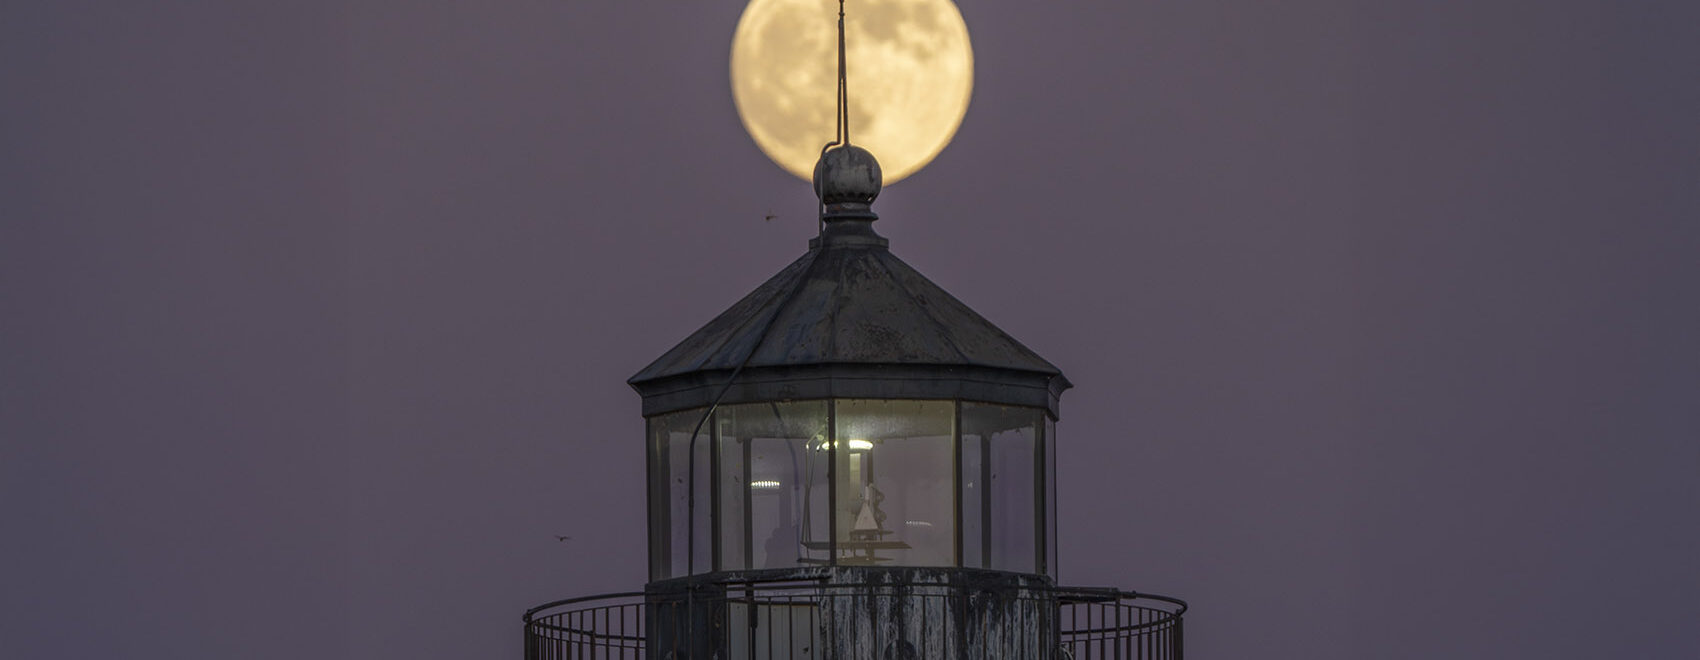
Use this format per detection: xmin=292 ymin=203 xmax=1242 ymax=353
xmin=960 ymin=420 xmax=984 ymax=568
xmin=801 ymin=424 xmax=832 ymax=566
xmin=719 ymin=401 xmax=830 ymax=570
xmin=647 ymin=416 xmax=668 ymax=580
xmin=1046 ymin=417 xmax=1057 ymax=579
xmin=834 ymin=399 xmax=956 ymax=566
xmin=963 ymin=403 xmax=1042 ymax=573
xmin=718 ymin=413 xmax=746 ymax=571
xmin=649 ymin=408 xmax=710 ymax=579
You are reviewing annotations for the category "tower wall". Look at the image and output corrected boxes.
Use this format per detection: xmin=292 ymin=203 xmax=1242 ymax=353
xmin=646 ymin=567 xmax=1058 ymax=660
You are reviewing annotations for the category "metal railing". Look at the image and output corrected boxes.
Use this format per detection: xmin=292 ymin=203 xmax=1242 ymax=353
xmin=1055 ymin=587 xmax=1185 ymax=660
xmin=525 ymin=578 xmax=1184 ymax=660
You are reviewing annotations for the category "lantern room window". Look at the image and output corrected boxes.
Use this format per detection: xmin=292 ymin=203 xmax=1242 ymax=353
xmin=647 ymin=399 xmax=1052 ymax=581
xmin=718 ymin=400 xmax=832 ymax=570
xmin=832 ymin=399 xmax=956 ymax=566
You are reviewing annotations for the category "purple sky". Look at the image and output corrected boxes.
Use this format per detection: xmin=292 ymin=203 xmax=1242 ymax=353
xmin=3 ymin=2 xmax=1697 ymax=658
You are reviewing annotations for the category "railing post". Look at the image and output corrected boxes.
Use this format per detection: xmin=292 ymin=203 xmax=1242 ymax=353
xmin=1172 ymin=616 xmax=1182 ymax=660
xmin=745 ymin=581 xmax=757 ymax=660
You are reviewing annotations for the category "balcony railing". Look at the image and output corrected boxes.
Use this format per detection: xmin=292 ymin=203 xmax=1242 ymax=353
xmin=524 ymin=577 xmax=1184 ymax=660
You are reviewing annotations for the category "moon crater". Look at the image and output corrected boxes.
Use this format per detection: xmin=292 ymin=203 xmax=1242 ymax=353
xmin=731 ymin=0 xmax=974 ymax=185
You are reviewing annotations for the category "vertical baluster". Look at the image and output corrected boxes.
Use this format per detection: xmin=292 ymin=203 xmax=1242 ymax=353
xmin=1114 ymin=602 xmax=1125 ymax=660
xmin=1161 ymin=611 xmax=1169 ymax=660
xmin=1159 ymin=613 xmax=1167 ymax=660
xmin=1144 ymin=608 xmax=1152 ymax=660
xmin=1144 ymin=609 xmax=1152 ymax=660
xmin=1071 ymin=601 xmax=1080 ymax=660
xmin=1115 ymin=605 xmax=1128 ymax=660
xmin=1119 ymin=606 xmax=1127 ymax=660
xmin=1174 ymin=614 xmax=1183 ymax=660
xmin=673 ymin=600 xmax=684 ymax=660
xmin=1101 ymin=601 xmax=1110 ymax=660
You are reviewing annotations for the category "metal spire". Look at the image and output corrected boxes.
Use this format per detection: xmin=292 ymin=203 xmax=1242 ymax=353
xmin=820 ymin=0 xmax=851 ymax=230
xmin=836 ymin=0 xmax=849 ymax=146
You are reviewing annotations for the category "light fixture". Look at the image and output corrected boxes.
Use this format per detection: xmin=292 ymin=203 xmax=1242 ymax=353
xmin=812 ymin=439 xmax=876 ymax=452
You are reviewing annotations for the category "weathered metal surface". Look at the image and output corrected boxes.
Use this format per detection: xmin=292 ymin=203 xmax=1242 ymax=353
xmin=813 ymin=144 xmax=882 ymax=220
xmin=644 ymin=567 xmax=1062 ymax=660
xmin=817 ymin=567 xmax=1058 ymax=660
xmin=629 ymin=219 xmax=1072 ymax=418
xmin=632 ymin=363 xmax=1066 ymax=418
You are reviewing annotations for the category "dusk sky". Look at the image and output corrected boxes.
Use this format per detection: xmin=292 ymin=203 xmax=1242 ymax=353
xmin=3 ymin=2 xmax=1697 ymax=659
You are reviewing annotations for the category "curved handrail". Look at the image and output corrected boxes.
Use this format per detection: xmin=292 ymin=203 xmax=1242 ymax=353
xmin=525 ymin=579 xmax=1186 ymax=621
xmin=525 ymin=577 xmax=1185 ymax=660
xmin=523 ymin=590 xmax=646 ymax=622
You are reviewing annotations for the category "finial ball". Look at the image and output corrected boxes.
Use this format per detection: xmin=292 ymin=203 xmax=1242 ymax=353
xmin=813 ymin=145 xmax=882 ymax=206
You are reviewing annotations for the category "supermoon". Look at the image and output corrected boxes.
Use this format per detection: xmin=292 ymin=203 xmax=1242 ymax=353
xmin=731 ymin=0 xmax=973 ymax=185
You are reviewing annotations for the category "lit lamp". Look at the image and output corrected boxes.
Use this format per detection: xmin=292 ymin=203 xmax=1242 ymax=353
xmin=633 ymin=146 xmax=1066 ymax=581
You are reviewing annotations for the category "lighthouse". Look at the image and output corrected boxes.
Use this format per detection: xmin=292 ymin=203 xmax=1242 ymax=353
xmin=522 ymin=143 xmax=1186 ymax=659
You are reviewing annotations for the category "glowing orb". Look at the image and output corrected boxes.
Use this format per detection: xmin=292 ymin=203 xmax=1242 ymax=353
xmin=730 ymin=0 xmax=974 ymax=185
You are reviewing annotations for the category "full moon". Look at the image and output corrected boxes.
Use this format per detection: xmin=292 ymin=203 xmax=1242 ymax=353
xmin=731 ymin=0 xmax=974 ymax=185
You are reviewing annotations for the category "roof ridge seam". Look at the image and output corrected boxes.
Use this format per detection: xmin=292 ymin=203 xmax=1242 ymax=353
xmin=688 ymin=249 xmax=821 ymax=375
xmin=738 ymin=249 xmax=824 ymax=368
